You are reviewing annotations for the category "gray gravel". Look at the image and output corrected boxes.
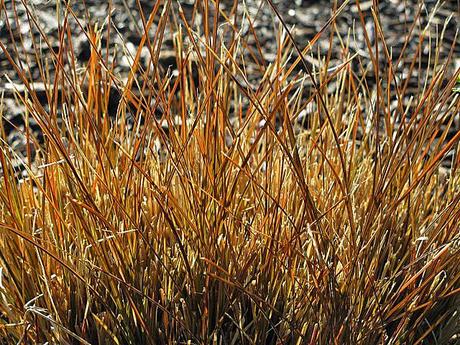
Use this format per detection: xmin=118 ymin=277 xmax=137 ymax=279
xmin=0 ymin=0 xmax=459 ymax=173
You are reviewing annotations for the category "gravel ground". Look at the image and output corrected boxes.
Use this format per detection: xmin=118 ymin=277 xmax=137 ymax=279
xmin=0 ymin=0 xmax=459 ymax=174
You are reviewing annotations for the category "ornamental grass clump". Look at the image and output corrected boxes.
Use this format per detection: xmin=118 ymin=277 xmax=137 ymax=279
xmin=0 ymin=0 xmax=459 ymax=343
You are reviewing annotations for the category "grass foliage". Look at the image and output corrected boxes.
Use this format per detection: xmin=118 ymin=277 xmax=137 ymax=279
xmin=0 ymin=0 xmax=460 ymax=343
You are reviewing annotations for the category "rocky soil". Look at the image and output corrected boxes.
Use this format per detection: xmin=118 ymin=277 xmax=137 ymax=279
xmin=0 ymin=0 xmax=459 ymax=175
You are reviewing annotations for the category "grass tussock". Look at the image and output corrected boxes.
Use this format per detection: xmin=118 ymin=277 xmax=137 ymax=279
xmin=0 ymin=0 xmax=460 ymax=344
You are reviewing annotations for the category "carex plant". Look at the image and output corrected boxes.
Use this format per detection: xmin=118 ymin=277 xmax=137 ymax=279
xmin=0 ymin=0 xmax=459 ymax=344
